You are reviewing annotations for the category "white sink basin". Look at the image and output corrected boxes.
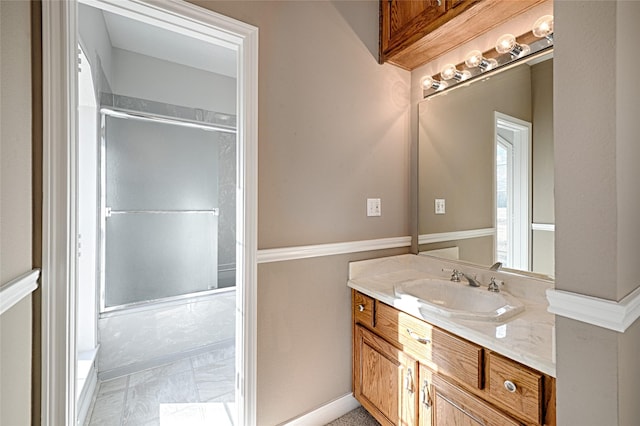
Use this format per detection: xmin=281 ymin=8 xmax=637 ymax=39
xmin=394 ymin=278 xmax=525 ymax=322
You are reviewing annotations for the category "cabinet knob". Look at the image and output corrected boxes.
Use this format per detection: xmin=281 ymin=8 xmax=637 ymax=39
xmin=358 ymin=304 xmax=365 ymax=312
xmin=504 ymin=380 xmax=517 ymax=393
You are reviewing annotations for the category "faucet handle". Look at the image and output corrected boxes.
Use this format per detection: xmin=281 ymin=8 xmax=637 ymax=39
xmin=488 ymin=277 xmax=503 ymax=292
xmin=442 ymin=268 xmax=461 ymax=282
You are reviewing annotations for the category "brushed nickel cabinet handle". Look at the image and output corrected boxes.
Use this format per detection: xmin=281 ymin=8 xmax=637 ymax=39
xmin=421 ymin=379 xmax=432 ymax=409
xmin=405 ymin=368 xmax=414 ymax=393
xmin=358 ymin=304 xmax=365 ymax=312
xmin=406 ymin=328 xmax=431 ymax=345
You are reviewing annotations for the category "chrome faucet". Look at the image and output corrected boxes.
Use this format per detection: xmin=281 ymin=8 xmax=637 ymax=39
xmin=460 ymin=271 xmax=481 ymax=287
xmin=446 ymin=269 xmax=481 ymax=287
xmin=489 ymin=262 xmax=502 ymax=271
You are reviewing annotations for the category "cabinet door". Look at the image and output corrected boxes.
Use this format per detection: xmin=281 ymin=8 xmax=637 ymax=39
xmin=431 ymin=375 xmax=521 ymax=426
xmin=418 ymin=365 xmax=434 ymax=426
xmin=381 ymin=0 xmax=446 ymax=54
xmin=354 ymin=325 xmax=418 ymax=426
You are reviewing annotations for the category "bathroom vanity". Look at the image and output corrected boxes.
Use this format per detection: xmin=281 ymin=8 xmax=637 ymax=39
xmin=349 ymin=254 xmax=555 ymax=426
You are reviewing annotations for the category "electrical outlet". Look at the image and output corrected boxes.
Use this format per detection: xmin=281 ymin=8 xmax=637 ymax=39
xmin=435 ymin=198 xmax=445 ymax=214
xmin=367 ymin=198 xmax=381 ymax=217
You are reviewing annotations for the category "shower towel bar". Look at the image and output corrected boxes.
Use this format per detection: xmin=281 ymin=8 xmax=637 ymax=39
xmin=105 ymin=208 xmax=219 ymax=217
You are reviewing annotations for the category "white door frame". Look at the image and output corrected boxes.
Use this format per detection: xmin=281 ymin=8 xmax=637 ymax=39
xmin=494 ymin=111 xmax=531 ymax=271
xmin=40 ymin=1 xmax=258 ymax=424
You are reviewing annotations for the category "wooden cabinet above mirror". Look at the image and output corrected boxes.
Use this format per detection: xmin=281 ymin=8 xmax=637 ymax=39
xmin=379 ymin=0 xmax=547 ymax=70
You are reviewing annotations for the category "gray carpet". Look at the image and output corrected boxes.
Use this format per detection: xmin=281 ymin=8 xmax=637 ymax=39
xmin=325 ymin=406 xmax=380 ymax=426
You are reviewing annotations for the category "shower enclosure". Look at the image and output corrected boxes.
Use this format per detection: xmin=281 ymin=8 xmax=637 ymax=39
xmin=96 ymin=96 xmax=237 ymax=378
xmin=101 ymin=111 xmax=232 ymax=310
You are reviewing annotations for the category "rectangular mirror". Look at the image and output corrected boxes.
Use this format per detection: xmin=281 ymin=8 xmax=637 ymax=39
xmin=417 ymin=53 xmax=553 ymax=278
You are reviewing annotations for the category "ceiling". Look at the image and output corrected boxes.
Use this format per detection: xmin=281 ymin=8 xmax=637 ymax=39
xmin=102 ymin=9 xmax=237 ymax=78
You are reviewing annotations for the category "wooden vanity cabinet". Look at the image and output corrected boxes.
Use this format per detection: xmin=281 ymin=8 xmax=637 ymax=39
xmin=352 ymin=290 xmax=555 ymax=426
xmin=379 ymin=0 xmax=548 ymax=70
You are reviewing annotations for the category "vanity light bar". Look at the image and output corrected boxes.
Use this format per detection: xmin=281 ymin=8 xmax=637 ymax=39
xmin=421 ymin=15 xmax=554 ymax=99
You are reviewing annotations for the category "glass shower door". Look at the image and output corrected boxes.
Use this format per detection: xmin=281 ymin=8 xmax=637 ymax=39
xmin=102 ymin=115 xmax=219 ymax=311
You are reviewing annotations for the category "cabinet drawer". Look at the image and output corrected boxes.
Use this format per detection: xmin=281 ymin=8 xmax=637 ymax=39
xmin=488 ymin=352 xmax=543 ymax=424
xmin=376 ymin=302 xmax=482 ymax=389
xmin=353 ymin=291 xmax=375 ymax=328
xmin=432 ymin=374 xmax=521 ymax=426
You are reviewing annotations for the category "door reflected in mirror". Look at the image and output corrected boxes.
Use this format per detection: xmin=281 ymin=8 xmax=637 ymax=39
xmin=418 ymin=54 xmax=554 ymax=278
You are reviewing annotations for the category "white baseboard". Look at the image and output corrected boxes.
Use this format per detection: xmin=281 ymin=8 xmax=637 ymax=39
xmin=283 ymin=393 xmax=360 ymax=426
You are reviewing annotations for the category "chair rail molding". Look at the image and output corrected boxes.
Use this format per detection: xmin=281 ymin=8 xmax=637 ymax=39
xmin=0 ymin=269 xmax=40 ymax=315
xmin=546 ymin=286 xmax=640 ymax=333
xmin=418 ymin=228 xmax=495 ymax=245
xmin=257 ymin=236 xmax=412 ymax=263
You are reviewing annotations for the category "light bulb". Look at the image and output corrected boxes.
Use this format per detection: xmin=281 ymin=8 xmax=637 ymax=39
xmin=421 ymin=75 xmax=447 ymax=91
xmin=532 ymin=15 xmax=554 ymax=38
xmin=464 ymin=50 xmax=483 ymax=68
xmin=440 ymin=64 xmax=458 ymax=80
xmin=440 ymin=64 xmax=471 ymax=82
xmin=495 ymin=34 xmax=516 ymax=54
xmin=495 ymin=33 xmax=530 ymax=58
xmin=422 ymin=76 xmax=434 ymax=89
xmin=464 ymin=50 xmax=498 ymax=72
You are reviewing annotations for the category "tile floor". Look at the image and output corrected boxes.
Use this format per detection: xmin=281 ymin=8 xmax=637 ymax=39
xmin=86 ymin=345 xmax=235 ymax=425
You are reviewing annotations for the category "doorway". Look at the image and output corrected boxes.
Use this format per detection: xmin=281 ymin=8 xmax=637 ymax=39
xmin=494 ymin=112 xmax=531 ymax=270
xmin=40 ymin=1 xmax=258 ymax=425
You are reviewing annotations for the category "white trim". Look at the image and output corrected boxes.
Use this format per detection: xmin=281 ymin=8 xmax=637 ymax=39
xmin=76 ymin=362 xmax=97 ymax=426
xmin=284 ymin=393 xmax=360 ymax=426
xmin=0 ymin=270 xmax=40 ymax=315
xmin=495 ymin=112 xmax=532 ymax=271
xmin=418 ymin=228 xmax=495 ymax=245
xmin=532 ymin=223 xmax=555 ymax=232
xmin=234 ymin=9 xmax=259 ymax=426
xmin=546 ymin=286 xmax=640 ymax=333
xmin=42 ymin=1 xmax=78 ymax=424
xmin=257 ymin=236 xmax=412 ymax=264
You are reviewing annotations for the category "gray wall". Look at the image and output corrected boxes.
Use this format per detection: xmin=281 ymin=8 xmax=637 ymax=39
xmin=110 ymin=47 xmax=236 ymax=115
xmin=531 ymin=59 xmax=554 ymax=275
xmin=17 ymin=1 xmax=640 ymax=425
xmin=0 ymin=1 xmax=33 ymax=425
xmin=190 ymin=1 xmax=411 ymax=424
xmin=418 ymin=64 xmax=532 ymax=236
xmin=555 ymin=1 xmax=640 ymax=424
xmin=531 ymin=60 xmax=554 ymax=225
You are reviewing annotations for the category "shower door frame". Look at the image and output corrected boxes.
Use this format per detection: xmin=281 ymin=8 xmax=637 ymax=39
xmin=40 ymin=0 xmax=258 ymax=424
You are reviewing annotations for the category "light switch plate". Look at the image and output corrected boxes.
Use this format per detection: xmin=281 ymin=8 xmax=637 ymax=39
xmin=435 ymin=198 xmax=445 ymax=214
xmin=367 ymin=198 xmax=381 ymax=217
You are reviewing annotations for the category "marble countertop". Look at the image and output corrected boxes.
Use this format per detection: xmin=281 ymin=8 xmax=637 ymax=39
xmin=348 ymin=254 xmax=556 ymax=377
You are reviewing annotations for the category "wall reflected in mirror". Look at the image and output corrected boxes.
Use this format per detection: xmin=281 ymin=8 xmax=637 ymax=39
xmin=417 ymin=54 xmax=553 ymax=278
